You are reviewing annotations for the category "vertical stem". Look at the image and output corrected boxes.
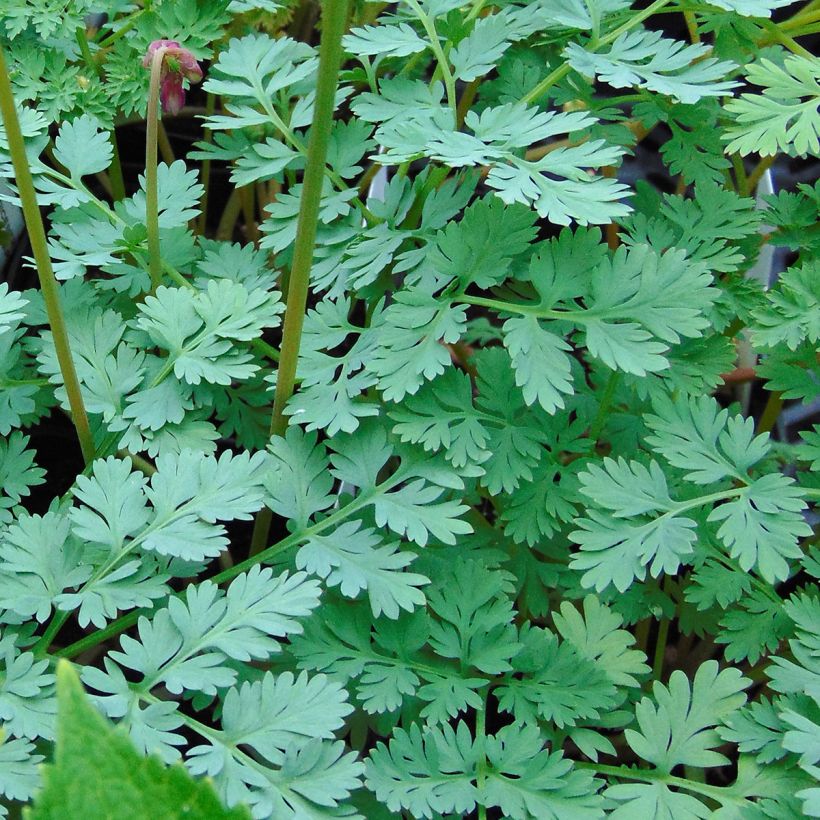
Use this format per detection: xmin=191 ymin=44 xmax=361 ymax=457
xmin=250 ymin=0 xmax=351 ymax=555
xmin=746 ymin=154 xmax=776 ymax=193
xmin=683 ymin=9 xmax=700 ymax=42
xmin=240 ymin=184 xmax=259 ymax=243
xmin=653 ymin=616 xmax=670 ymax=680
xmin=216 ymin=187 xmax=242 ymax=240
xmin=198 ymin=92 xmax=216 ymax=234
xmin=732 ymin=153 xmax=749 ymax=196
xmin=108 ymin=130 xmax=127 ymax=201
xmin=0 ymin=47 xmax=95 ymax=464
xmin=157 ymin=120 xmax=175 ymax=165
xmin=589 ymin=371 xmax=620 ymax=442
xmin=756 ymin=390 xmax=783 ymax=435
xmin=145 ymin=47 xmax=167 ymax=291
xmin=476 ymin=702 xmax=488 ymax=820
xmin=457 ymin=78 xmax=480 ymax=127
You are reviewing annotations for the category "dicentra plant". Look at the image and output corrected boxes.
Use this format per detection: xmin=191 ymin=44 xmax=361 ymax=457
xmin=0 ymin=0 xmax=819 ymax=817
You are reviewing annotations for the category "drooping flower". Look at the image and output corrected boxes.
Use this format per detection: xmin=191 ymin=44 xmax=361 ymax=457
xmin=142 ymin=39 xmax=203 ymax=115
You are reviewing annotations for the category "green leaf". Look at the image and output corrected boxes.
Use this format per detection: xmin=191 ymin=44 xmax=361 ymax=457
xmin=625 ymin=661 xmax=749 ymax=773
xmin=93 ymin=567 xmax=321 ymax=697
xmin=708 ymin=473 xmax=809 ymax=583
xmin=297 ymin=520 xmax=429 ymax=619
xmin=366 ymin=721 xmax=604 ymax=819
xmin=645 ymin=394 xmax=769 ymax=484
xmin=425 ymin=560 xmax=521 ymax=675
xmin=264 ymin=427 xmax=335 ymax=529
xmin=723 ymin=55 xmax=820 ymax=156
xmin=389 ymin=368 xmax=491 ymax=471
xmin=136 ymin=281 xmax=282 ymax=386
xmin=496 ymin=627 xmax=618 ymax=728
xmin=752 ymin=261 xmax=820 ymax=350
xmin=0 ymin=733 xmax=42 ymax=807
xmin=581 ymin=245 xmax=717 ymax=376
xmin=0 ymin=634 xmax=55 ymax=741
xmin=503 ymin=315 xmax=574 ymax=413
xmin=343 ymin=23 xmax=427 ymax=58
xmin=0 ymin=432 xmax=45 ymax=525
xmin=29 ymin=662 xmax=249 ymax=820
xmin=570 ymin=458 xmax=698 ymax=592
xmin=51 ymin=114 xmax=112 ymax=180
xmin=553 ymin=595 xmax=649 ymax=689
xmin=126 ymin=161 xmax=204 ymax=229
xmin=450 ymin=14 xmax=512 ymax=82
xmin=0 ymin=283 xmax=27 ymax=333
xmin=366 ymin=290 xmax=467 ymax=402
xmin=0 ymin=512 xmax=90 ymax=623
xmin=430 ymin=196 xmax=537 ymax=290
xmin=566 ymin=31 xmax=737 ymax=104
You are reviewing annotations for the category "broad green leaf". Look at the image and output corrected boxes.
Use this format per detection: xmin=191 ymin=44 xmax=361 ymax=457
xmin=29 ymin=662 xmax=249 ymax=820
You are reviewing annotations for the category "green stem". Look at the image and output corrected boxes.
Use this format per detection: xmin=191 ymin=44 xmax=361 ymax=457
xmin=781 ymin=9 xmax=820 ymax=29
xmin=522 ymin=0 xmax=673 ymax=104
xmin=653 ymin=616 xmax=670 ymax=679
xmin=476 ymin=702 xmax=488 ymax=820
xmin=405 ymin=0 xmax=457 ymax=123
xmin=683 ymin=8 xmax=700 ymax=42
xmin=466 ymin=0 xmax=490 ymax=21
xmin=589 ymin=371 xmax=620 ymax=441
xmin=576 ymin=762 xmax=744 ymax=804
xmin=74 ymin=25 xmax=99 ymax=73
xmin=107 ymin=130 xmax=127 ymax=201
xmin=732 ymin=153 xmax=749 ymax=196
xmin=746 ymin=153 xmax=776 ymax=193
xmin=249 ymin=0 xmax=351 ymax=556
xmin=0 ymin=47 xmax=95 ymax=465
xmin=756 ymin=390 xmax=783 ymax=435
xmin=216 ymin=187 xmax=242 ymax=240
xmin=759 ymin=20 xmax=814 ymax=57
xmin=97 ymin=9 xmax=144 ymax=49
xmin=145 ymin=46 xmax=167 ymax=291
xmin=198 ymin=93 xmax=216 ymax=234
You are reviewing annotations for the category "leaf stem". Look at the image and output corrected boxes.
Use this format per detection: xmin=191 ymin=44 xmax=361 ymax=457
xmin=746 ymin=154 xmax=776 ymax=193
xmin=756 ymin=390 xmax=783 ymax=435
xmin=97 ymin=9 xmax=144 ymax=49
xmin=476 ymin=701 xmax=488 ymax=820
xmin=145 ymin=46 xmax=167 ymax=291
xmin=197 ymin=93 xmax=216 ymax=234
xmin=653 ymin=615 xmax=670 ymax=679
xmin=405 ymin=0 xmax=458 ymax=123
xmin=250 ymin=0 xmax=351 ymax=556
xmin=107 ymin=130 xmax=127 ymax=201
xmin=576 ymin=762 xmax=744 ymax=803
xmin=0 ymin=46 xmax=95 ymax=464
xmin=521 ymin=0 xmax=673 ymax=104
xmin=589 ymin=371 xmax=620 ymax=441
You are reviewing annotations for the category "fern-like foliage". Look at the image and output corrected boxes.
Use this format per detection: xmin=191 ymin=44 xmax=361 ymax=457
xmin=0 ymin=0 xmax=817 ymax=818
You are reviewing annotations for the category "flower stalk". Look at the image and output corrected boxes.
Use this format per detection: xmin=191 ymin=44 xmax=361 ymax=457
xmin=143 ymin=40 xmax=202 ymax=291
xmin=250 ymin=0 xmax=351 ymax=555
xmin=0 ymin=46 xmax=95 ymax=465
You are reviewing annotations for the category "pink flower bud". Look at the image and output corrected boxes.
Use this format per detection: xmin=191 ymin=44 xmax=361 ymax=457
xmin=143 ymin=39 xmax=203 ymax=114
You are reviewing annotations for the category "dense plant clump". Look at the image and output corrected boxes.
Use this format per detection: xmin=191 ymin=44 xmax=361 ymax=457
xmin=0 ymin=0 xmax=819 ymax=817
